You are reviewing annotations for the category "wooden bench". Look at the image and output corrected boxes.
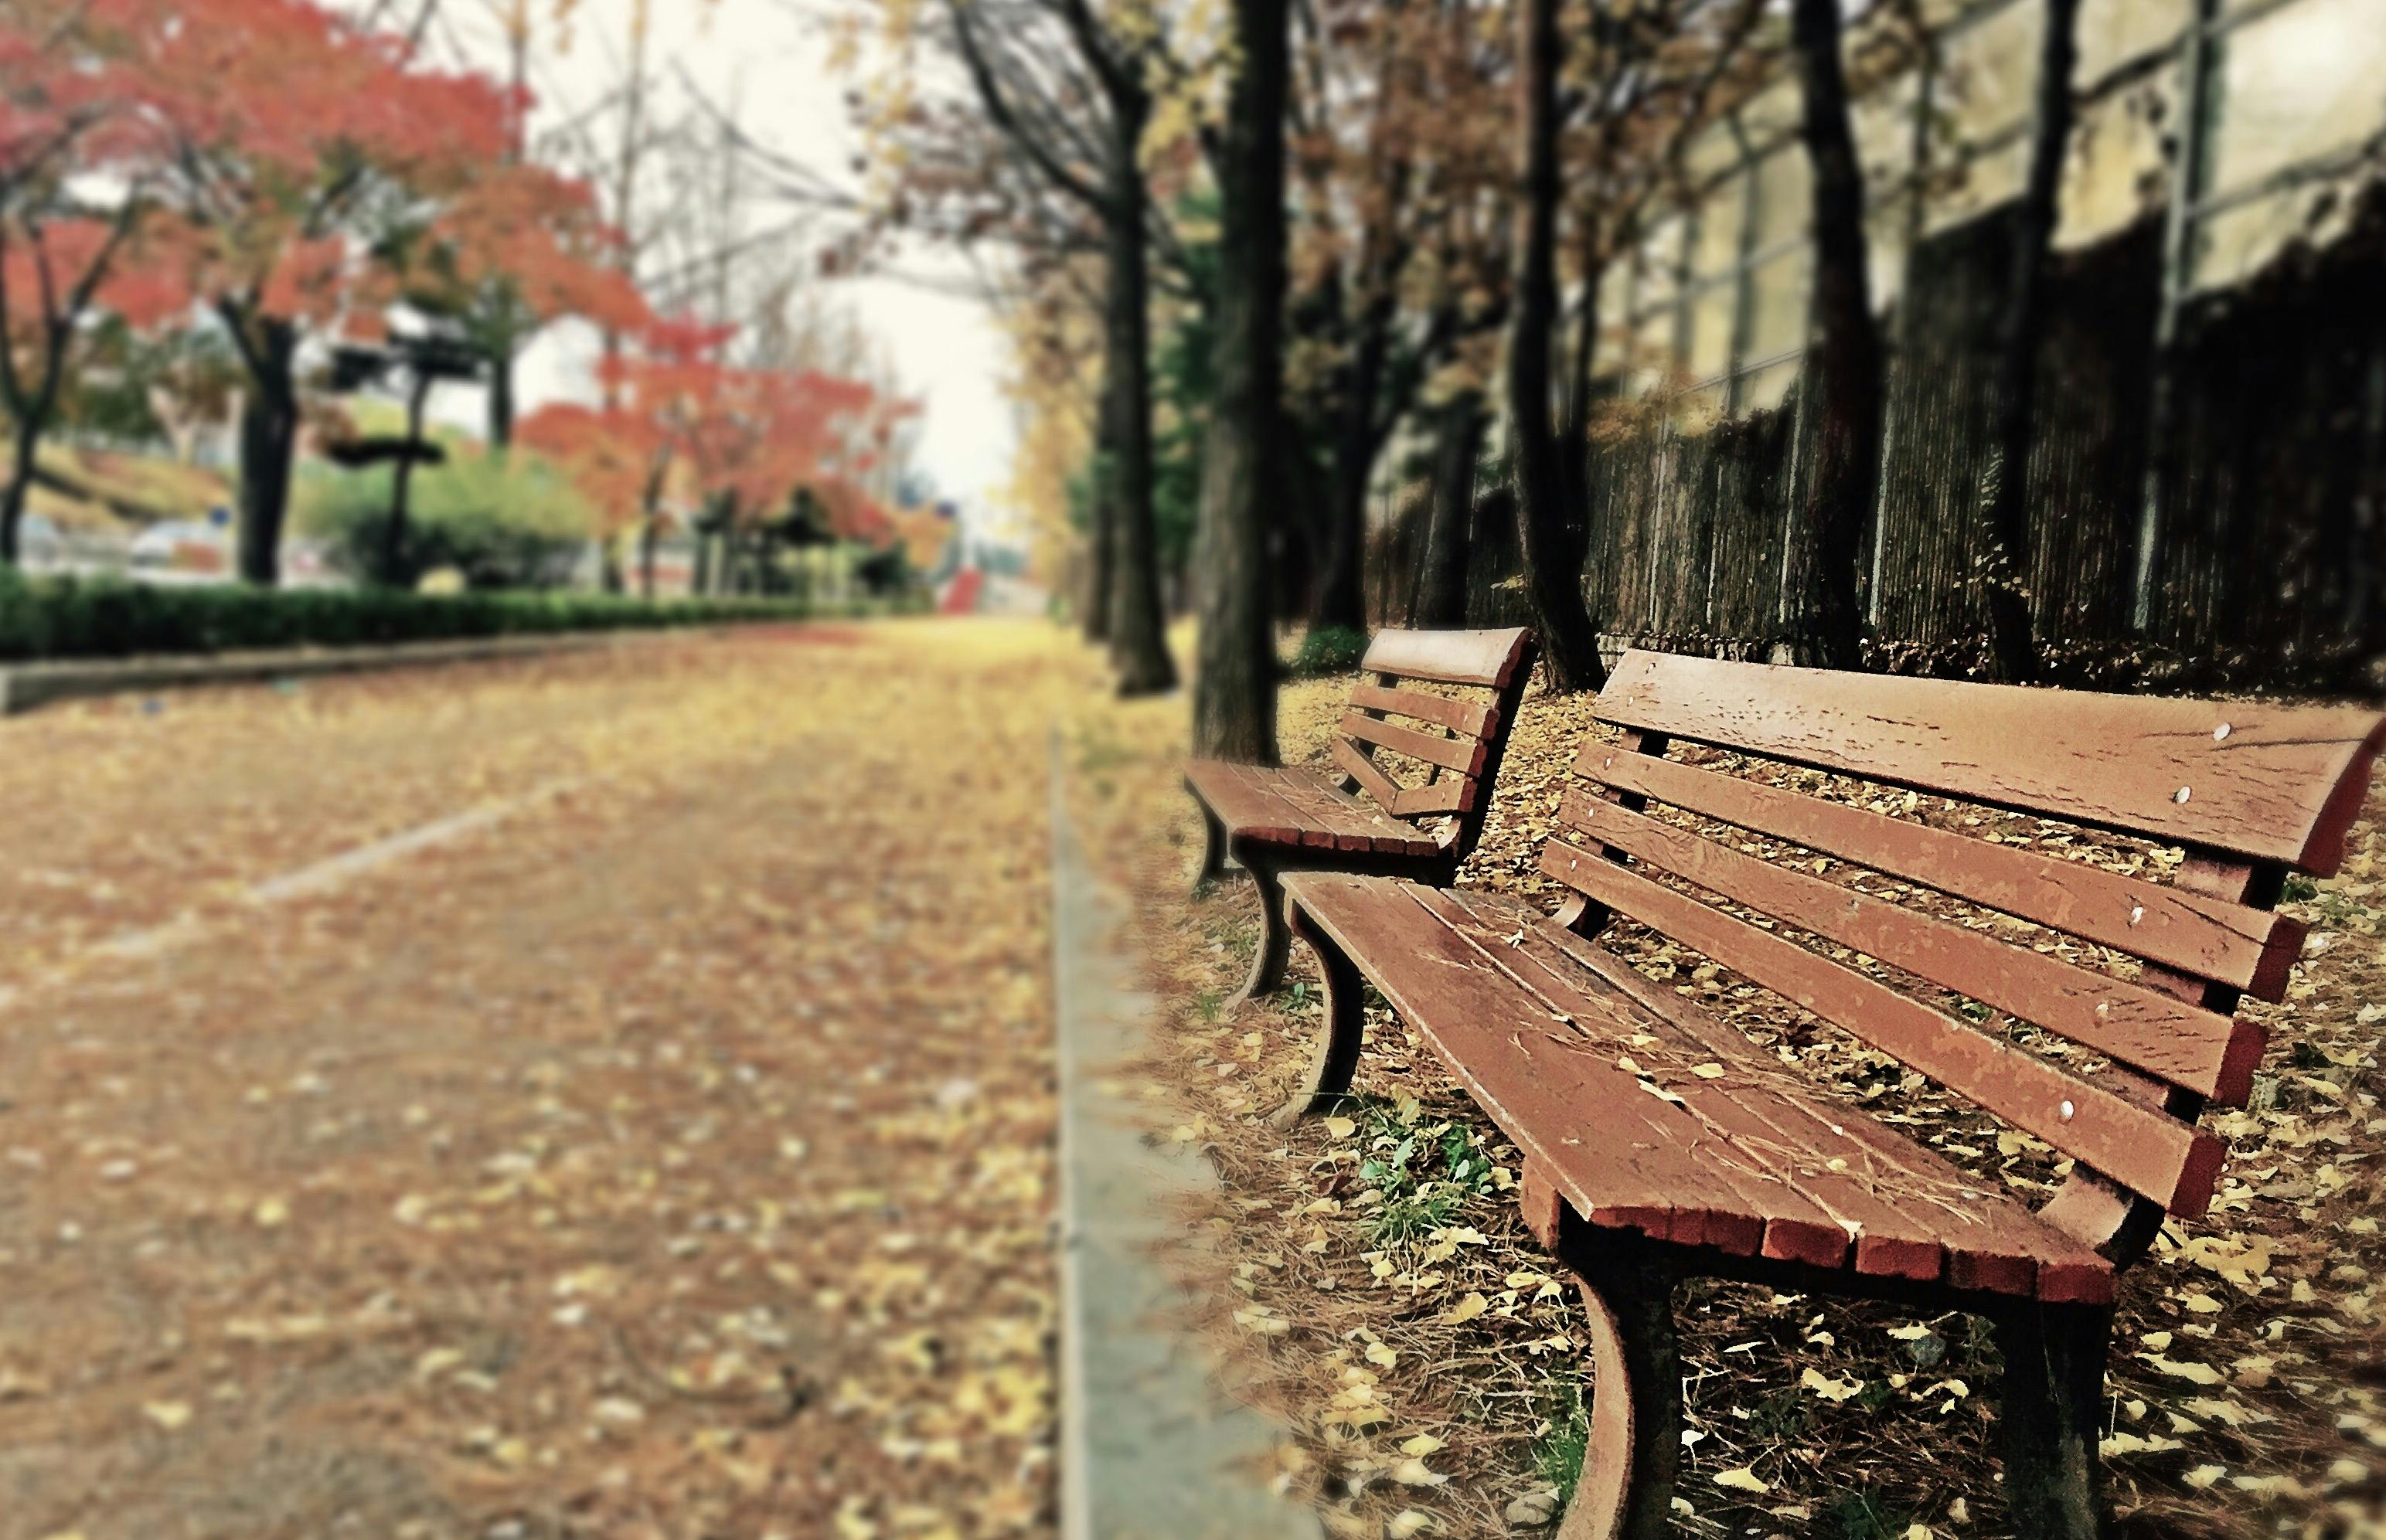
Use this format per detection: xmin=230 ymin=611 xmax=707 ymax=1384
xmin=1184 ymin=626 xmax=1536 ymax=1003
xmin=1277 ymin=649 xmax=2384 ymax=1538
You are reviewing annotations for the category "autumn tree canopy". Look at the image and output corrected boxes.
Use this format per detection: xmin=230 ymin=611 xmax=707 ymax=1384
xmin=0 ymin=0 xmax=907 ymax=593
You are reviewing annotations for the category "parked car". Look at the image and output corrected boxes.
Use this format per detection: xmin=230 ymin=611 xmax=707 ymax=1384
xmin=129 ymin=519 xmax=227 ymax=573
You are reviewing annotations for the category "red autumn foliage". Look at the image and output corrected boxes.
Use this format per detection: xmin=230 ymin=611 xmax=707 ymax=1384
xmin=523 ymin=316 xmax=900 ymax=546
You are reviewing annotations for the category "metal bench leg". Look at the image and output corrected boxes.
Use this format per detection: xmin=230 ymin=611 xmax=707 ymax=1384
xmin=1556 ymin=1245 xmax=1680 ymax=1540
xmin=1992 ymin=1300 xmax=2110 ymax=1539
xmin=1268 ymin=900 xmax=1365 ymax=1127
xmin=1192 ymin=806 xmax=1229 ymax=894
xmin=1232 ymin=862 xmax=1292 ymax=1005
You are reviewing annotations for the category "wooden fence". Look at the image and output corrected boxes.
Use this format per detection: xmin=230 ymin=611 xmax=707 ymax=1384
xmin=1381 ymin=193 xmax=2386 ymax=691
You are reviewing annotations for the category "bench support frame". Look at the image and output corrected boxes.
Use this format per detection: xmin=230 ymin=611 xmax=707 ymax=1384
xmin=1193 ymin=804 xmax=1230 ymax=893
xmin=1546 ymin=1232 xmax=1680 ymax=1540
xmin=1230 ymin=845 xmax=1455 ymax=1008
xmin=1268 ymin=899 xmax=1369 ymax=1127
xmin=1992 ymin=1299 xmax=2112 ymax=1538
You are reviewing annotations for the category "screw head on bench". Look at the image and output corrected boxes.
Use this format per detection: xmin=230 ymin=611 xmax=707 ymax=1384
xmin=2129 ymin=904 xmax=2144 ymax=926
xmin=2213 ymin=722 xmax=2231 ymax=741
xmin=2058 ymin=1100 xmax=2076 ymax=1122
xmin=2174 ymin=785 xmax=2192 ymax=804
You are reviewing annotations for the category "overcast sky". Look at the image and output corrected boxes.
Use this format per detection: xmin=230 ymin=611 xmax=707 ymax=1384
xmin=426 ymin=0 xmax=1018 ymax=516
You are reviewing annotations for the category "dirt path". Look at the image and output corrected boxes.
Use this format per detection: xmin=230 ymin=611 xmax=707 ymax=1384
xmin=0 ymin=620 xmax=1075 ymax=1540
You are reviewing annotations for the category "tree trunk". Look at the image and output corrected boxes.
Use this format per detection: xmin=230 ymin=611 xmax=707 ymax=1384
xmin=1 ymin=417 xmax=39 ymax=565
xmin=488 ymin=340 xmax=516 ymax=450
xmin=1101 ymin=87 xmax=1179 ymax=698
xmin=1508 ymin=0 xmax=1606 ymax=691
xmin=234 ymin=318 xmax=302 ymax=586
xmin=639 ymin=515 xmax=659 ymax=598
xmin=383 ymin=371 xmax=435 ymax=586
xmin=1413 ymin=393 xmax=1486 ymax=628
xmin=1789 ymin=0 xmax=1882 ymax=670
xmin=1084 ymin=397 xmax=1118 ymax=642
xmin=1189 ymin=0 xmax=1288 ymax=758
xmin=1979 ymin=0 xmax=2081 ymax=684
xmin=1313 ymin=291 xmax=1396 ymax=634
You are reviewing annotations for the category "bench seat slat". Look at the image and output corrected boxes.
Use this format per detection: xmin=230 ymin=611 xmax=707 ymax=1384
xmin=1224 ymin=763 xmax=1342 ymax=850
xmin=1430 ymin=889 xmax=2114 ymax=1302
xmin=1557 ymin=789 xmax=2265 ymax=1104
xmin=1283 ymin=871 xmax=1789 ymax=1253
xmin=1350 ymin=681 xmax=1499 ymax=740
xmin=1271 ymin=765 xmax=1431 ymax=855
xmin=1185 ymin=761 xmax=1308 ymax=845
xmin=1575 ymin=744 xmax=2303 ymax=1001
xmin=1596 ymin=650 xmax=2385 ymax=874
xmin=1540 ymin=838 xmax=2226 ymax=1217
xmin=1285 ymin=873 xmax=2115 ymax=1301
xmin=1418 ymin=889 xmax=1935 ymax=1280
xmin=1339 ymin=712 xmax=1488 ymax=777
xmin=1184 ymin=760 xmax=1441 ymax=856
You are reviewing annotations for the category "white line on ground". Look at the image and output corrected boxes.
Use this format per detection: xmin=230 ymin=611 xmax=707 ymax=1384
xmin=1 ymin=777 xmax=584 ymax=1006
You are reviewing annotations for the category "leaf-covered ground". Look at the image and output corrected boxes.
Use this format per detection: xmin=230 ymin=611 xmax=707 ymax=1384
xmin=0 ymin=621 xmax=1077 ymax=1540
xmin=1070 ymin=651 xmax=2385 ymax=1540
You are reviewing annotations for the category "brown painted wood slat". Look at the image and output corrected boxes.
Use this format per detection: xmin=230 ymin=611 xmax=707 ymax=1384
xmin=1516 ymin=906 xmax=2114 ymax=1303
xmin=1350 ymin=681 xmax=1499 ymax=740
xmin=1434 ymin=890 xmax=2115 ymax=1302
xmin=1273 ymin=767 xmax=1430 ymax=855
xmin=1404 ymin=887 xmax=1850 ymax=1269
xmin=1281 ymin=872 xmax=1772 ymax=1252
xmin=1556 ymin=789 xmax=2262 ymax=1104
xmin=1360 ymin=627 xmax=1534 ymax=688
xmin=1576 ymin=744 xmax=2304 ymax=1001
xmin=1331 ymin=737 xmax=1404 ymax=811
xmin=1184 ymin=761 xmax=1305 ymax=845
xmin=1269 ymin=768 xmax=1376 ymax=853
xmin=1595 ymin=650 xmax=2386 ymax=874
xmin=1339 ymin=712 xmax=1489 ymax=777
xmin=1190 ymin=760 xmax=1445 ymax=856
xmin=1540 ymin=838 xmax=2226 ymax=1217
xmin=1391 ymin=778 xmax=1472 ymax=818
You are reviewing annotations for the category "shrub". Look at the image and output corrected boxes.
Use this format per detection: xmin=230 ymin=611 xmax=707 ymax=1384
xmin=1287 ymin=624 xmax=1369 ymax=678
xmin=0 ymin=566 xmax=914 ymax=664
xmin=294 ymin=433 xmax=597 ymax=589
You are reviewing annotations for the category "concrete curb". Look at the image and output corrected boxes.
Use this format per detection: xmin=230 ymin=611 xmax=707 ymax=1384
xmin=1049 ymin=729 xmax=1323 ymax=1540
xmin=0 ymin=627 xmax=707 ymax=716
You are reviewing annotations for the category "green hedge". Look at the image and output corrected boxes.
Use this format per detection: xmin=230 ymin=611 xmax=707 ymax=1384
xmin=0 ymin=568 xmax=915 ymax=664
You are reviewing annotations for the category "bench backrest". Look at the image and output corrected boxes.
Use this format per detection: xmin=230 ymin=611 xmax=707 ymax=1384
xmin=1547 ymin=649 xmax=2382 ymax=1255
xmin=1331 ymin=627 xmax=1537 ymax=860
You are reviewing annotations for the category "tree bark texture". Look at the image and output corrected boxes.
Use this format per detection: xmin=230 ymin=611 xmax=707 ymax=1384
xmin=1979 ymin=0 xmax=2081 ymax=683
xmin=1509 ymin=0 xmax=1607 ymax=691
xmin=1101 ymin=87 xmax=1179 ymax=698
xmin=1190 ymin=0 xmax=1290 ymax=760
xmin=488 ymin=340 xmax=516 ymax=450
xmin=383 ymin=371 xmax=435 ymax=586
xmin=1789 ymin=0 xmax=1883 ymax=670
xmin=234 ymin=316 xmax=302 ymax=587
xmin=1412 ymin=393 xmax=1486 ymax=628
xmin=1083 ymin=399 xmax=1117 ymax=644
